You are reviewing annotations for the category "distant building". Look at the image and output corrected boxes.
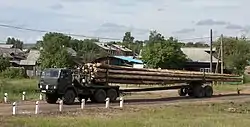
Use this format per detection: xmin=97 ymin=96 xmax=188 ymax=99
xmin=111 ymin=44 xmax=133 ymax=56
xmin=93 ymin=55 xmax=143 ymax=68
xmin=94 ymin=42 xmax=118 ymax=55
xmin=181 ymin=47 xmax=220 ymax=72
xmin=94 ymin=42 xmax=134 ymax=56
xmin=0 ymin=47 xmax=26 ymax=66
xmin=0 ymin=44 xmax=14 ymax=48
xmin=19 ymin=50 xmax=40 ymax=77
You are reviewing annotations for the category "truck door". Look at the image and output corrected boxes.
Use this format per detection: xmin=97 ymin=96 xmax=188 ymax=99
xmin=58 ymin=70 xmax=72 ymax=93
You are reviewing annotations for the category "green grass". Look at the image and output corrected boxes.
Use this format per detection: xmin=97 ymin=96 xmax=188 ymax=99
xmin=0 ymin=78 xmax=39 ymax=102
xmin=2 ymin=102 xmax=250 ymax=127
xmin=213 ymin=83 xmax=249 ymax=92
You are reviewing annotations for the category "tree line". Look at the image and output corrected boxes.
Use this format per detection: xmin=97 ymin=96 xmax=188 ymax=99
xmin=1 ymin=31 xmax=250 ymax=75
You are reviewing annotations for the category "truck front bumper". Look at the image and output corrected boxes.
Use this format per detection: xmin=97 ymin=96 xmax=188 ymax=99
xmin=40 ymin=89 xmax=56 ymax=93
xmin=39 ymin=84 xmax=57 ymax=94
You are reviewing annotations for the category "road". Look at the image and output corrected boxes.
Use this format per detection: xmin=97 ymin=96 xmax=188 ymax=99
xmin=0 ymin=90 xmax=250 ymax=116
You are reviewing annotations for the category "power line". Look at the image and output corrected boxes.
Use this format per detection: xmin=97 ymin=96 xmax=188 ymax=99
xmin=0 ymin=23 xmax=236 ymax=42
xmin=0 ymin=23 xmax=122 ymax=41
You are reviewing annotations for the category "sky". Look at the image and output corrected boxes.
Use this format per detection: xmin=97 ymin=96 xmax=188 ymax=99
xmin=0 ymin=0 xmax=249 ymax=43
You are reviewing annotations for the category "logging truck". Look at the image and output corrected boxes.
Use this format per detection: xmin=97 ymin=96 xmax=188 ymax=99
xmin=38 ymin=63 xmax=243 ymax=105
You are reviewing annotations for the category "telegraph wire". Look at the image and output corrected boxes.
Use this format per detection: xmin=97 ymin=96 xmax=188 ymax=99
xmin=0 ymin=23 xmax=241 ymax=42
xmin=0 ymin=23 xmax=122 ymax=41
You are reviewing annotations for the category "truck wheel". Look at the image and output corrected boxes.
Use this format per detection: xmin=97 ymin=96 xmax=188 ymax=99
xmin=46 ymin=94 xmax=58 ymax=104
xmin=94 ymin=89 xmax=106 ymax=103
xmin=107 ymin=89 xmax=118 ymax=102
xmin=63 ymin=89 xmax=76 ymax=105
xmin=193 ymin=85 xmax=205 ymax=98
xmin=178 ymin=88 xmax=187 ymax=96
xmin=204 ymin=85 xmax=213 ymax=97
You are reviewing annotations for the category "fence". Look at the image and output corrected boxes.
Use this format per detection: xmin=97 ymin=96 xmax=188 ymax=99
xmin=1 ymin=92 xmax=125 ymax=116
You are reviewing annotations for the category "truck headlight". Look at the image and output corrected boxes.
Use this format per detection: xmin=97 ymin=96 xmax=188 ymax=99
xmin=53 ymin=86 xmax=57 ymax=89
xmin=39 ymin=85 xmax=42 ymax=88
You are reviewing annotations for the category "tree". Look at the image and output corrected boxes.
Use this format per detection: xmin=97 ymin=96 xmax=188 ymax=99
xmin=6 ymin=37 xmax=23 ymax=49
xmin=0 ymin=55 xmax=10 ymax=72
xmin=141 ymin=31 xmax=187 ymax=69
xmin=122 ymin=32 xmax=134 ymax=43
xmin=39 ymin=32 xmax=74 ymax=69
xmin=70 ymin=39 xmax=107 ymax=62
xmin=148 ymin=30 xmax=165 ymax=43
xmin=214 ymin=36 xmax=250 ymax=74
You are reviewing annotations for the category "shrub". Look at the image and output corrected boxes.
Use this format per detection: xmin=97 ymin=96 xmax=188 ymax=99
xmin=0 ymin=56 xmax=10 ymax=72
xmin=0 ymin=67 xmax=26 ymax=79
xmin=243 ymin=74 xmax=250 ymax=84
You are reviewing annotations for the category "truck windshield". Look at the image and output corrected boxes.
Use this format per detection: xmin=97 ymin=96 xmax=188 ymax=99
xmin=41 ymin=69 xmax=59 ymax=78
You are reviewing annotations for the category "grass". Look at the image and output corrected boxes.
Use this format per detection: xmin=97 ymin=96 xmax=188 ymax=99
xmin=213 ymin=83 xmax=249 ymax=92
xmin=0 ymin=78 xmax=39 ymax=102
xmin=2 ymin=102 xmax=250 ymax=127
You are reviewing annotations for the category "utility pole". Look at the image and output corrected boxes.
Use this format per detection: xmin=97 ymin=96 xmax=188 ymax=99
xmin=220 ymin=34 xmax=224 ymax=74
xmin=210 ymin=29 xmax=213 ymax=73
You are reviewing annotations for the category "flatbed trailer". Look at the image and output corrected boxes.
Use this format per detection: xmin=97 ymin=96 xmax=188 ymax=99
xmin=38 ymin=64 xmax=242 ymax=105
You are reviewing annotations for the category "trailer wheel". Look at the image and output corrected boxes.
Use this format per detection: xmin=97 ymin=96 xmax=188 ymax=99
xmin=193 ymin=85 xmax=205 ymax=98
xmin=178 ymin=88 xmax=187 ymax=96
xmin=204 ymin=85 xmax=213 ymax=97
xmin=63 ymin=89 xmax=76 ymax=105
xmin=46 ymin=94 xmax=58 ymax=104
xmin=94 ymin=89 xmax=106 ymax=103
xmin=107 ymin=89 xmax=118 ymax=102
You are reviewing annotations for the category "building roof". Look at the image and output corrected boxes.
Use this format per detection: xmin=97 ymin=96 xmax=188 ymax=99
xmin=95 ymin=42 xmax=116 ymax=50
xmin=27 ymin=50 xmax=40 ymax=61
xmin=0 ymin=47 xmax=23 ymax=57
xmin=18 ymin=49 xmax=40 ymax=66
xmin=112 ymin=44 xmax=132 ymax=52
xmin=113 ymin=56 xmax=143 ymax=64
xmin=0 ymin=44 xmax=14 ymax=48
xmin=19 ymin=60 xmax=36 ymax=66
xmin=181 ymin=47 xmax=218 ymax=62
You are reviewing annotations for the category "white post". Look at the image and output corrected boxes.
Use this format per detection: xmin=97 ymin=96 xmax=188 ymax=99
xmin=12 ymin=102 xmax=16 ymax=115
xmin=81 ymin=99 xmax=85 ymax=109
xmin=4 ymin=93 xmax=7 ymax=103
xmin=105 ymin=98 xmax=110 ymax=108
xmin=120 ymin=97 xmax=124 ymax=108
xmin=35 ymin=101 xmax=39 ymax=114
xmin=39 ymin=93 xmax=43 ymax=100
xmin=59 ymin=100 xmax=63 ymax=112
xmin=22 ymin=91 xmax=26 ymax=101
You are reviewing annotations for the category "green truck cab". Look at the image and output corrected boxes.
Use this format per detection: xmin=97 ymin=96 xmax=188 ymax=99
xmin=38 ymin=68 xmax=120 ymax=105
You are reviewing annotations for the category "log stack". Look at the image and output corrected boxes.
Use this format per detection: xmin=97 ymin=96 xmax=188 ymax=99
xmin=86 ymin=63 xmax=243 ymax=85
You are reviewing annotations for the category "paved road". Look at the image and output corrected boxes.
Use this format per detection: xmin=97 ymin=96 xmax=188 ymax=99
xmin=1 ymin=91 xmax=250 ymax=116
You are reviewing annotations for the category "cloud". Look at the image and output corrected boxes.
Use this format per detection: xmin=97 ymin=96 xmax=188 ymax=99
xmin=92 ymin=23 xmax=149 ymax=40
xmin=196 ymin=19 xmax=228 ymax=26
xmin=225 ymin=24 xmax=243 ymax=30
xmin=61 ymin=0 xmax=87 ymax=2
xmin=174 ymin=28 xmax=195 ymax=34
xmin=50 ymin=3 xmax=63 ymax=10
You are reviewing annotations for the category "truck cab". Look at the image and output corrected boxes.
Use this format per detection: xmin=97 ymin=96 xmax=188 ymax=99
xmin=39 ymin=68 xmax=120 ymax=105
xmin=39 ymin=68 xmax=76 ymax=104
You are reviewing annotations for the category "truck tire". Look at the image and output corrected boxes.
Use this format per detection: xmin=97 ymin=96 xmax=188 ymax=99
xmin=94 ymin=89 xmax=106 ymax=103
xmin=193 ymin=85 xmax=205 ymax=98
xmin=63 ymin=89 xmax=76 ymax=105
xmin=204 ymin=85 xmax=213 ymax=97
xmin=46 ymin=94 xmax=58 ymax=104
xmin=107 ymin=89 xmax=118 ymax=102
xmin=178 ymin=88 xmax=187 ymax=96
